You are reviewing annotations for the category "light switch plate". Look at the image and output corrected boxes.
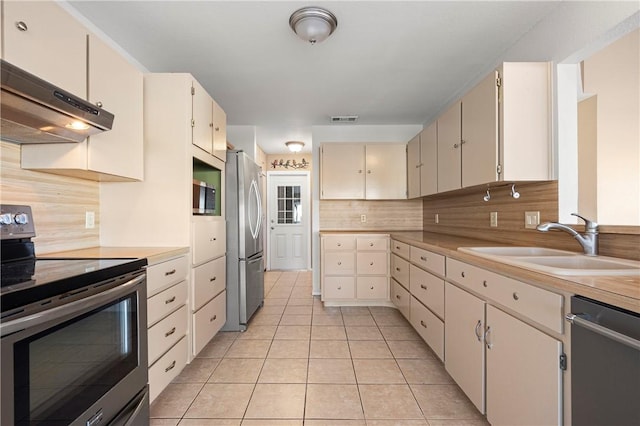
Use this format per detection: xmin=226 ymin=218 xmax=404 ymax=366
xmin=525 ymin=211 xmax=540 ymax=229
xmin=490 ymin=212 xmax=498 ymax=227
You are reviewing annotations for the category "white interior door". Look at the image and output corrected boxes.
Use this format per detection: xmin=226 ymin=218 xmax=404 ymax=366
xmin=267 ymin=172 xmax=310 ymax=270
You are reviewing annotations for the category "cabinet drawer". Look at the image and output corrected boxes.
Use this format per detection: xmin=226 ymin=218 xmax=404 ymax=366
xmin=410 ymin=296 xmax=444 ymax=361
xmin=147 ymin=280 xmax=188 ymax=327
xmin=410 ymin=265 xmax=445 ymax=319
xmin=192 ymin=256 xmax=226 ymax=311
xmin=410 ymin=246 xmax=445 ymax=276
xmin=357 ymin=252 xmax=388 ymax=275
xmin=148 ymin=305 xmax=188 ymax=365
xmin=192 ymin=219 xmax=226 ymax=265
xmin=391 ymin=254 xmax=410 ymax=289
xmin=193 ymin=290 xmax=226 ymax=356
xmin=357 ymin=236 xmax=388 ymax=251
xmin=324 ymin=252 xmax=356 ymax=275
xmin=323 ymin=276 xmax=356 ymax=300
xmin=148 ymin=336 xmax=187 ymax=403
xmin=356 ymin=276 xmax=388 ymax=300
xmin=323 ymin=235 xmax=356 ymax=250
xmin=391 ymin=240 xmax=410 ymax=259
xmin=147 ymin=255 xmax=189 ymax=297
xmin=391 ymin=279 xmax=410 ymax=319
xmin=447 ymin=258 xmax=564 ymax=333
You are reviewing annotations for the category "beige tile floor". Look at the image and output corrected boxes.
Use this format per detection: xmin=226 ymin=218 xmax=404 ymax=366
xmin=150 ymin=271 xmax=489 ymax=426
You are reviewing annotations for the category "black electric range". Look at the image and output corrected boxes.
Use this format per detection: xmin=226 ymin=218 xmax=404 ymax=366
xmin=1 ymin=205 xmax=146 ymax=314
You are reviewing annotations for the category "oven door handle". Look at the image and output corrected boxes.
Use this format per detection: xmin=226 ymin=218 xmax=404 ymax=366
xmin=1 ymin=274 xmax=145 ymax=336
xmin=567 ymin=313 xmax=640 ymax=351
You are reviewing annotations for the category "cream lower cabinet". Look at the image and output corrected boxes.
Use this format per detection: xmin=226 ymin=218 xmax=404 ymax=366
xmin=446 ymin=257 xmax=564 ymax=425
xmin=146 ymin=254 xmax=189 ymax=403
xmin=321 ymin=234 xmax=390 ymax=305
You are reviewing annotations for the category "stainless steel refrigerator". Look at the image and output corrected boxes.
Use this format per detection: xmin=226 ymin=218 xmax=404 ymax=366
xmin=222 ymin=150 xmax=264 ymax=331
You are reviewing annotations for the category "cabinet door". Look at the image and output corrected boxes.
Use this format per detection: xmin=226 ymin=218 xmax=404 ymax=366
xmin=366 ymin=144 xmax=407 ymax=199
xmin=462 ymin=71 xmax=499 ymax=187
xmin=320 ymin=144 xmax=365 ymax=199
xmin=420 ymin=122 xmax=438 ymax=196
xmin=486 ymin=305 xmax=562 ymax=426
xmin=445 ymin=283 xmax=486 ymax=414
xmin=87 ymin=34 xmax=144 ymax=180
xmin=212 ymin=98 xmax=227 ymax=161
xmin=192 ymin=219 xmax=226 ymax=265
xmin=407 ymin=134 xmax=421 ymax=199
xmin=192 ymin=79 xmax=213 ymax=153
xmin=437 ymin=102 xmax=462 ymax=192
xmin=3 ymin=0 xmax=86 ymax=97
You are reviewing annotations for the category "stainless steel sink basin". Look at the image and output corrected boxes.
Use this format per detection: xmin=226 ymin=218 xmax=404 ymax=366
xmin=458 ymin=246 xmax=640 ymax=276
xmin=458 ymin=246 xmax=578 ymax=257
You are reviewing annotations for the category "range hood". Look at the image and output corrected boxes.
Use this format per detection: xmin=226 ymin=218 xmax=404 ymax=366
xmin=0 ymin=59 xmax=114 ymax=144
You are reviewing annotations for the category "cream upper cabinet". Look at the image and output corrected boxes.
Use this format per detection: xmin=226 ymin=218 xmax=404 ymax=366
xmin=366 ymin=144 xmax=406 ymax=199
xmin=20 ymin=34 xmax=144 ymax=181
xmin=407 ymin=133 xmax=421 ymax=198
xmin=486 ymin=305 xmax=562 ymax=426
xmin=419 ymin=123 xmax=438 ymax=197
xmin=320 ymin=144 xmax=365 ymax=199
xmin=321 ymin=143 xmax=406 ymax=200
xmin=192 ymin=79 xmax=214 ymax=154
xmin=436 ymin=63 xmax=550 ymax=192
xmin=212 ymin=98 xmax=227 ymax=162
xmin=2 ymin=0 xmax=86 ymax=97
xmin=192 ymin=82 xmax=227 ymax=162
xmin=437 ymin=102 xmax=462 ymax=193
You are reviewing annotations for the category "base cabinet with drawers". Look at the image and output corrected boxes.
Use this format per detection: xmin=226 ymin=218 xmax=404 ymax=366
xmin=146 ymin=254 xmax=189 ymax=403
xmin=445 ymin=257 xmax=564 ymax=426
xmin=321 ymin=234 xmax=390 ymax=305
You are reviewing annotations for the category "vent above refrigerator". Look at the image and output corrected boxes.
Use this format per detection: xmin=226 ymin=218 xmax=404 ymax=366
xmin=330 ymin=115 xmax=358 ymax=123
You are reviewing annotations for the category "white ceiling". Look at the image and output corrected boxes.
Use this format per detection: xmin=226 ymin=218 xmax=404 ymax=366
xmin=64 ymin=1 xmax=639 ymax=154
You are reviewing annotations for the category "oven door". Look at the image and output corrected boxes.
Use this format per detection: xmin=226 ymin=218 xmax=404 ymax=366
xmin=1 ymin=272 xmax=148 ymax=426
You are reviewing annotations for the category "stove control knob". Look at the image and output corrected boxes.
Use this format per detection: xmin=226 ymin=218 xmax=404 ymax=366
xmin=14 ymin=213 xmax=29 ymax=225
xmin=0 ymin=213 xmax=13 ymax=225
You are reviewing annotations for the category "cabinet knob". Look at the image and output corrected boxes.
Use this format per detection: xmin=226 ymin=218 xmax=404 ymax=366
xmin=513 ymin=292 xmax=520 ymax=301
xmin=338 ymin=261 xmax=342 ymax=266
xmin=367 ymin=170 xmax=372 ymax=174
xmin=454 ymin=143 xmax=460 ymax=149
xmin=358 ymin=170 xmax=363 ymax=174
xmin=96 ymin=101 xmax=103 ymax=108
xmin=210 ymin=237 xmax=217 ymax=242
xmin=215 ymin=127 xmax=220 ymax=131
xmin=370 ymin=262 xmax=374 ymax=266
xmin=210 ymin=276 xmax=217 ymax=282
xmin=209 ymin=123 xmax=214 ymax=127
xmin=165 ymin=327 xmax=176 ymax=337
xmin=461 ymin=271 xmax=465 ymax=278
xmin=420 ymin=256 xmax=427 ymax=261
xmin=396 ymin=294 xmax=400 ymax=299
xmin=165 ymin=269 xmax=176 ymax=276
xmin=338 ymin=286 xmax=342 ymax=290
xmin=420 ymin=320 xmax=427 ymax=328
xmin=369 ymin=242 xmax=374 ymax=247
xmin=337 ymin=242 xmax=342 ymax=247
xmin=395 ymin=267 xmax=400 ymax=271
xmin=483 ymin=280 xmax=488 ymax=288
xmin=210 ymin=315 xmax=217 ymax=322
xmin=370 ymin=286 xmax=374 ymax=290
xmin=165 ymin=296 xmax=176 ymax=304
xmin=420 ymin=284 xmax=427 ymax=290
xmin=16 ymin=21 xmax=28 ymax=31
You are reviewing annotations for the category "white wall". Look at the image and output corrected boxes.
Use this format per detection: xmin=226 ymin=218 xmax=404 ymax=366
xmin=309 ymin=124 xmax=423 ymax=295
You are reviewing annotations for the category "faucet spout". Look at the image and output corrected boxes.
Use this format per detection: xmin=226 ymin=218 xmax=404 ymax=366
xmin=536 ymin=213 xmax=599 ymax=256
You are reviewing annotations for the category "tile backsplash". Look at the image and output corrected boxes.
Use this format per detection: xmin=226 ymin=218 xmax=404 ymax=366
xmin=0 ymin=142 xmax=99 ymax=254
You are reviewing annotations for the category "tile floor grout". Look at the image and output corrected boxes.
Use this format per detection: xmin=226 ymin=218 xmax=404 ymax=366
xmin=150 ymin=270 xmax=489 ymax=426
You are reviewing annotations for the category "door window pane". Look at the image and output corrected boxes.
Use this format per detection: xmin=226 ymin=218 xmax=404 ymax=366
xmin=276 ymin=185 xmax=301 ymax=224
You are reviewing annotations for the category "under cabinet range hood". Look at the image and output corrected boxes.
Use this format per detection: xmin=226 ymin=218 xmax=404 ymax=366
xmin=0 ymin=59 xmax=114 ymax=144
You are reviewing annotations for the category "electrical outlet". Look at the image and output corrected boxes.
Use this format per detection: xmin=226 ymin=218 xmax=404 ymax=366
xmin=525 ymin=211 xmax=540 ymax=229
xmin=434 ymin=213 xmax=439 ymax=224
xmin=85 ymin=211 xmax=95 ymax=229
xmin=490 ymin=211 xmax=498 ymax=227
xmin=360 ymin=214 xmax=367 ymax=223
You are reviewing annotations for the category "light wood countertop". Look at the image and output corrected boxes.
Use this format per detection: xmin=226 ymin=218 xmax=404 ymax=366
xmin=39 ymin=246 xmax=189 ymax=266
xmin=321 ymin=230 xmax=640 ymax=313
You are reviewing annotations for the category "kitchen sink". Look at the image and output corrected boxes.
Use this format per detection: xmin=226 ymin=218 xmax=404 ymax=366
xmin=458 ymin=246 xmax=578 ymax=257
xmin=458 ymin=246 xmax=640 ymax=276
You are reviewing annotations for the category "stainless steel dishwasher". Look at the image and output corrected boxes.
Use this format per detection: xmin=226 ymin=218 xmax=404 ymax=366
xmin=568 ymin=296 xmax=640 ymax=425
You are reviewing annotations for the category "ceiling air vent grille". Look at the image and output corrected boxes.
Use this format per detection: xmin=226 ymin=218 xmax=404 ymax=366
xmin=330 ymin=115 xmax=358 ymax=123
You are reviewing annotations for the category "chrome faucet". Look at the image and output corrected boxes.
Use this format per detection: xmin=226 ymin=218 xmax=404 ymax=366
xmin=536 ymin=213 xmax=599 ymax=256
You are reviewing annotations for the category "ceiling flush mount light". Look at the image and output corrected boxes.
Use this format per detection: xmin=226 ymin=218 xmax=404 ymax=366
xmin=286 ymin=141 xmax=305 ymax=152
xmin=289 ymin=6 xmax=338 ymax=44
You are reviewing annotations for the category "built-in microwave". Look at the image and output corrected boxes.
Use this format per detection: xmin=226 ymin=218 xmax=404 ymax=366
xmin=193 ymin=179 xmax=216 ymax=215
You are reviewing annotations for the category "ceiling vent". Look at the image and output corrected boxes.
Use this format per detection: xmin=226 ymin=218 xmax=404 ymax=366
xmin=330 ymin=115 xmax=358 ymax=123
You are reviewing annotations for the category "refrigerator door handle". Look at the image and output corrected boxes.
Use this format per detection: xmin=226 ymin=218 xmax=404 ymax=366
xmin=249 ymin=178 xmax=261 ymax=240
